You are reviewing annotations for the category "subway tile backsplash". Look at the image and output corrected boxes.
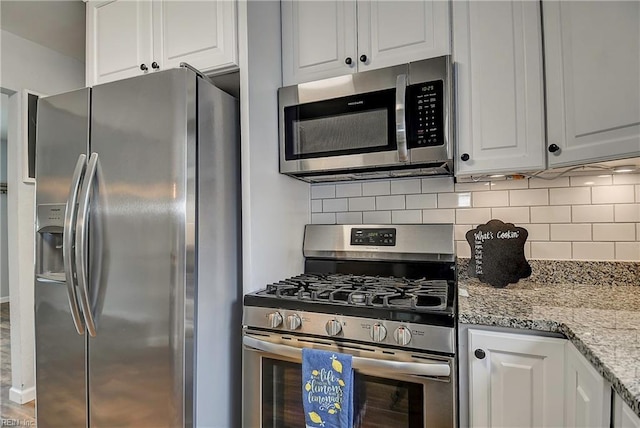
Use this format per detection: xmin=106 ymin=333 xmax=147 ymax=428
xmin=310 ymin=174 xmax=640 ymax=261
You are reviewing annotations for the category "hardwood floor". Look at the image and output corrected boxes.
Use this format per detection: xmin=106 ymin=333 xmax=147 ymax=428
xmin=1 ymin=302 xmax=36 ymax=426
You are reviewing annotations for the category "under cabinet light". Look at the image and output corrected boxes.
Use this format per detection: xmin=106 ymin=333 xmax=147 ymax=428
xmin=613 ymin=166 xmax=636 ymax=173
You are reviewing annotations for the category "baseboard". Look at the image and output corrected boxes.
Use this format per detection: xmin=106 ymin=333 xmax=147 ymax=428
xmin=9 ymin=385 xmax=35 ymax=404
xmin=0 ymin=296 xmax=9 ymax=304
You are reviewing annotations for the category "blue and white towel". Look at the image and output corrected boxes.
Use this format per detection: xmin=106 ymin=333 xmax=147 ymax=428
xmin=302 ymin=348 xmax=353 ymax=428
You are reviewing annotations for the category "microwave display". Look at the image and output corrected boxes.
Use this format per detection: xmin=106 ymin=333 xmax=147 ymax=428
xmin=407 ymin=80 xmax=444 ymax=148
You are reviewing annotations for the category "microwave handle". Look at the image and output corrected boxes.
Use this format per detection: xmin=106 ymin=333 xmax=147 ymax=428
xmin=243 ymin=335 xmax=450 ymax=378
xmin=395 ymin=74 xmax=408 ymax=162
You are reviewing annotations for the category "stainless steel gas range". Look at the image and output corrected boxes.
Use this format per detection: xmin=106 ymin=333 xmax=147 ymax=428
xmin=242 ymin=224 xmax=457 ymax=428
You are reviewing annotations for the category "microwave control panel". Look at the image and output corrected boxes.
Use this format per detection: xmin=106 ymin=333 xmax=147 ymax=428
xmin=406 ymin=80 xmax=444 ymax=148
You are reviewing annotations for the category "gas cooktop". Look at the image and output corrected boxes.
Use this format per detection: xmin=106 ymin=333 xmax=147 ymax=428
xmin=257 ymin=273 xmax=450 ymax=311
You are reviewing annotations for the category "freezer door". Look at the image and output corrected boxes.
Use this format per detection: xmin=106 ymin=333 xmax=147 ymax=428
xmin=35 ymin=88 xmax=90 ymax=427
xmin=87 ymin=69 xmax=195 ymax=427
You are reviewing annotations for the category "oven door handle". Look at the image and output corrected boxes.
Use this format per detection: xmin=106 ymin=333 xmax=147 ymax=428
xmin=243 ymin=335 xmax=450 ymax=377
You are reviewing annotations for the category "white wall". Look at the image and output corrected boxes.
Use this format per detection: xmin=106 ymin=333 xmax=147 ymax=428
xmin=238 ymin=0 xmax=310 ymax=294
xmin=310 ymin=175 xmax=640 ymax=261
xmin=0 ymin=29 xmax=84 ymax=404
xmin=1 ymin=93 xmax=8 ymax=302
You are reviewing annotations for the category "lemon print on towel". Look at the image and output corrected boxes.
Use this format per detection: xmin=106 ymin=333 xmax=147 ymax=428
xmin=331 ymin=354 xmax=343 ymax=373
xmin=308 ymin=411 xmax=325 ymax=426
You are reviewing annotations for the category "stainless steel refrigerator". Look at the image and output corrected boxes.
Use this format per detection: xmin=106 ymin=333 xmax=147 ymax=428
xmin=34 ymin=67 xmax=241 ymax=428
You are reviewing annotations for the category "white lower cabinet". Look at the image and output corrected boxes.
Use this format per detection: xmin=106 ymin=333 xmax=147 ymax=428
xmin=614 ymin=392 xmax=640 ymax=428
xmin=564 ymin=341 xmax=611 ymax=427
xmin=468 ymin=329 xmax=566 ymax=427
xmin=467 ymin=328 xmax=635 ymax=428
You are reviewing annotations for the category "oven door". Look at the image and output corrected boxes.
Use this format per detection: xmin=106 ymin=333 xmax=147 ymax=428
xmin=242 ymin=330 xmax=456 ymax=428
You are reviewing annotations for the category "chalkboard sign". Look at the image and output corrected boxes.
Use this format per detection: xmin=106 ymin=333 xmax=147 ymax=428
xmin=465 ymin=219 xmax=531 ymax=288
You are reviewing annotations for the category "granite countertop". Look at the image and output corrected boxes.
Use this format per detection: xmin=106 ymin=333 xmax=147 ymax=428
xmin=459 ymin=279 xmax=640 ymax=419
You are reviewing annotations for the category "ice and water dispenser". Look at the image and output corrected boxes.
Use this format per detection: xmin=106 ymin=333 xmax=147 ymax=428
xmin=36 ymin=204 xmax=67 ymax=282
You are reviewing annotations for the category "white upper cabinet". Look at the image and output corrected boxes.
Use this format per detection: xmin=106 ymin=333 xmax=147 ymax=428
xmin=153 ymin=0 xmax=237 ymax=73
xmin=453 ymin=0 xmax=545 ymax=176
xmin=281 ymin=0 xmax=357 ymax=85
xmin=543 ymin=1 xmax=640 ymax=168
xmin=87 ymin=0 xmax=238 ymax=86
xmin=356 ymin=1 xmax=450 ymax=71
xmin=468 ymin=329 xmax=565 ymax=427
xmin=281 ymin=0 xmax=451 ymax=86
xmin=564 ymin=342 xmax=611 ymax=428
xmin=87 ymin=0 xmax=153 ymax=85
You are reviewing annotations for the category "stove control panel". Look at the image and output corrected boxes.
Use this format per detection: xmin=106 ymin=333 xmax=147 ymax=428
xmin=350 ymin=228 xmax=396 ymax=246
xmin=243 ymin=306 xmax=455 ymax=354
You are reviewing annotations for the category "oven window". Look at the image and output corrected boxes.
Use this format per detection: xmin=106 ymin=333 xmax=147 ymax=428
xmin=283 ymin=88 xmax=396 ymax=161
xmin=262 ymin=358 xmax=424 ymax=428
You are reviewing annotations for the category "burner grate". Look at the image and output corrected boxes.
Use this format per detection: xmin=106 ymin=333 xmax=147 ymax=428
xmin=259 ymin=273 xmax=450 ymax=311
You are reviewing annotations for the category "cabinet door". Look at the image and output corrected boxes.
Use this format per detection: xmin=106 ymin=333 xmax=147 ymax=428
xmin=544 ymin=1 xmax=640 ymax=168
xmin=453 ymin=1 xmax=545 ymax=176
xmin=613 ymin=391 xmax=640 ymax=428
xmin=281 ymin=0 xmax=357 ymax=85
xmin=86 ymin=0 xmax=153 ymax=85
xmin=153 ymin=0 xmax=237 ymax=74
xmin=565 ymin=342 xmax=611 ymax=427
xmin=357 ymin=0 xmax=450 ymax=72
xmin=469 ymin=329 xmax=565 ymax=427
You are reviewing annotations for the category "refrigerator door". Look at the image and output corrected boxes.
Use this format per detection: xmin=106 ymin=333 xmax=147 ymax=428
xmin=35 ymin=88 xmax=90 ymax=427
xmin=87 ymin=69 xmax=195 ymax=427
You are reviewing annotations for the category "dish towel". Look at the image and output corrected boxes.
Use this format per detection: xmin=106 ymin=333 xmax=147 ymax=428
xmin=302 ymin=348 xmax=353 ymax=428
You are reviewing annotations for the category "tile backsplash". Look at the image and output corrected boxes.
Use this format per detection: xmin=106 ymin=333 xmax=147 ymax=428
xmin=310 ymin=174 xmax=640 ymax=262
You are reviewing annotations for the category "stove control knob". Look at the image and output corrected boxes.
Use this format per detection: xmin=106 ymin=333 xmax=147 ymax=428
xmin=370 ymin=323 xmax=387 ymax=342
xmin=325 ymin=319 xmax=342 ymax=336
xmin=287 ymin=314 xmax=302 ymax=330
xmin=394 ymin=326 xmax=412 ymax=346
xmin=267 ymin=312 xmax=283 ymax=328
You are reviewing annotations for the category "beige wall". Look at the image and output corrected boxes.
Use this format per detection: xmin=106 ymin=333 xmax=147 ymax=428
xmin=1 ymin=29 xmax=84 ymax=403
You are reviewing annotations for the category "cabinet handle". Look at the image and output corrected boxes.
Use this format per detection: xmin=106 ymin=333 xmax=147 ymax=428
xmin=359 ymin=54 xmax=368 ymax=63
xmin=140 ymin=63 xmax=148 ymax=71
xmin=151 ymin=62 xmax=159 ymax=70
xmin=345 ymin=57 xmax=352 ymax=65
xmin=461 ymin=153 xmax=470 ymax=161
xmin=548 ymin=144 xmax=560 ymax=153
xmin=474 ymin=349 xmax=486 ymax=359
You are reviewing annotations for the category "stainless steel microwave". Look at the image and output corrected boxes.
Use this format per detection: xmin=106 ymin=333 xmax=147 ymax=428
xmin=278 ymin=56 xmax=453 ymax=182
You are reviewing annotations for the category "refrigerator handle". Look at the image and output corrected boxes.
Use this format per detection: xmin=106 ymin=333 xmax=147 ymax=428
xmin=63 ymin=154 xmax=87 ymax=335
xmin=75 ymin=152 xmax=99 ymax=337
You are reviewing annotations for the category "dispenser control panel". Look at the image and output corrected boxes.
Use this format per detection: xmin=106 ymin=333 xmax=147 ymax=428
xmin=37 ymin=204 xmax=66 ymax=231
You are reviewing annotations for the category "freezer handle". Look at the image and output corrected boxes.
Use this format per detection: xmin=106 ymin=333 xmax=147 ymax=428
xmin=63 ymin=154 xmax=86 ymax=335
xmin=243 ymin=335 xmax=451 ymax=378
xmin=75 ymin=152 xmax=99 ymax=337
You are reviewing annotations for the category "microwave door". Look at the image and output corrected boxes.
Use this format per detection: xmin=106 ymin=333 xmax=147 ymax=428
xmin=279 ymin=88 xmax=405 ymax=174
